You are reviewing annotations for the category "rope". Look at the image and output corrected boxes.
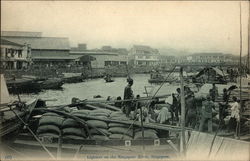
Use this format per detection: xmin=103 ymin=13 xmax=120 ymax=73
xmin=9 ymin=106 xmax=56 ymax=159
xmin=120 ymin=66 xmax=177 ymax=139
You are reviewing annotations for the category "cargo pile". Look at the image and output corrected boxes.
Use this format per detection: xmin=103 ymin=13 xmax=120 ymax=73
xmin=36 ymin=108 xmax=160 ymax=141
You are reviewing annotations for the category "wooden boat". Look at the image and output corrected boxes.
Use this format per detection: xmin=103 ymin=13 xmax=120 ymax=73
xmin=6 ymin=77 xmax=41 ymax=94
xmin=38 ymin=78 xmax=64 ymax=90
xmin=0 ymin=74 xmax=39 ymax=143
xmin=62 ymin=73 xmax=85 ymax=83
xmin=104 ymin=75 xmax=114 ymax=83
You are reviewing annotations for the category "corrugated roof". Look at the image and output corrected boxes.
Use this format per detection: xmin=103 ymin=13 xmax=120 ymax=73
xmin=2 ymin=37 xmax=70 ymax=50
xmin=32 ymin=56 xmax=75 ymax=60
xmin=2 ymin=31 xmax=42 ymax=37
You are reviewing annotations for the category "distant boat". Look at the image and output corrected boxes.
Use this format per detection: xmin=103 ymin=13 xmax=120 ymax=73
xmin=38 ymin=78 xmax=64 ymax=89
xmin=104 ymin=75 xmax=114 ymax=83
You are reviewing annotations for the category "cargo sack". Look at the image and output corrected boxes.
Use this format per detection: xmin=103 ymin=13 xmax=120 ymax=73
xmin=62 ymin=127 xmax=87 ymax=138
xmin=108 ymin=127 xmax=133 ymax=137
xmin=71 ymin=110 xmax=91 ymax=115
xmin=108 ymin=123 xmax=130 ymax=128
xmin=109 ymin=134 xmax=133 ymax=140
xmin=134 ymin=128 xmax=157 ymax=134
xmin=91 ymin=135 xmax=109 ymax=140
xmin=72 ymin=113 xmax=89 ymax=120
xmin=91 ymin=109 xmax=112 ymax=115
xmin=88 ymin=112 xmax=109 ymax=117
xmin=110 ymin=116 xmax=130 ymax=121
xmin=134 ymin=130 xmax=158 ymax=140
xmin=63 ymin=135 xmax=85 ymax=140
xmin=39 ymin=115 xmax=64 ymax=127
xmin=38 ymin=133 xmax=59 ymax=138
xmin=109 ymin=111 xmax=124 ymax=118
xmin=93 ymin=116 xmax=108 ymax=119
xmin=89 ymin=128 xmax=111 ymax=136
xmin=37 ymin=125 xmax=60 ymax=135
xmin=86 ymin=120 xmax=108 ymax=129
xmin=62 ymin=118 xmax=81 ymax=128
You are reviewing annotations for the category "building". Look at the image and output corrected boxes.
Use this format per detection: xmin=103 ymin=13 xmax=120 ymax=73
xmin=159 ymin=55 xmax=178 ymax=66
xmin=185 ymin=53 xmax=238 ymax=64
xmin=128 ymin=45 xmax=160 ymax=66
xmin=70 ymin=44 xmax=128 ymax=68
xmin=0 ymin=38 xmax=31 ymax=70
xmin=1 ymin=31 xmax=71 ymax=66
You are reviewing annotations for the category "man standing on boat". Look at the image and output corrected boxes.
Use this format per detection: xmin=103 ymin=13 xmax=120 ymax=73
xmin=199 ymin=95 xmax=215 ymax=133
xmin=227 ymin=96 xmax=240 ymax=135
xmin=123 ymin=78 xmax=134 ymax=117
xmin=210 ymin=83 xmax=218 ymax=102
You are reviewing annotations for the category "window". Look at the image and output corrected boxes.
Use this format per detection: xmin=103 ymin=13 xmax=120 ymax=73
xmin=138 ymin=55 xmax=143 ymax=59
xmin=120 ymin=61 xmax=127 ymax=65
xmin=105 ymin=61 xmax=111 ymax=66
xmin=146 ymin=55 xmax=150 ymax=59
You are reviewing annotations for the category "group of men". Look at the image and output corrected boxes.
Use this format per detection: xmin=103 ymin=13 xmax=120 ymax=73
xmin=121 ymin=79 xmax=241 ymax=134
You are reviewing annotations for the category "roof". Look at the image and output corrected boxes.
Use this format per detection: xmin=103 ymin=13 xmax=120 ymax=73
xmin=132 ymin=45 xmax=159 ymax=54
xmin=70 ymin=51 xmax=118 ymax=56
xmin=2 ymin=37 xmax=70 ymax=50
xmin=191 ymin=53 xmax=224 ymax=56
xmin=32 ymin=56 xmax=75 ymax=60
xmin=1 ymin=38 xmax=23 ymax=47
xmin=2 ymin=31 xmax=42 ymax=37
xmin=196 ymin=67 xmax=228 ymax=78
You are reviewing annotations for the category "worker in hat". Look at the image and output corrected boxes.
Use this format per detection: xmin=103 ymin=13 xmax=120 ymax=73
xmin=185 ymin=93 xmax=197 ymax=129
xmin=123 ymin=78 xmax=134 ymax=117
xmin=199 ymin=95 xmax=215 ymax=133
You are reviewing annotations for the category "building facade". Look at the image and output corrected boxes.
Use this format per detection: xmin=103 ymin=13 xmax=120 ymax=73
xmin=128 ymin=45 xmax=160 ymax=66
xmin=0 ymin=38 xmax=32 ymax=70
xmin=2 ymin=31 xmax=71 ymax=67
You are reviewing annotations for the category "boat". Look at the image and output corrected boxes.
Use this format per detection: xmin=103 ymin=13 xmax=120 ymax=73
xmin=104 ymin=74 xmax=114 ymax=83
xmin=148 ymin=71 xmax=176 ymax=84
xmin=38 ymin=78 xmax=64 ymax=90
xmin=6 ymin=76 xmax=41 ymax=94
xmin=0 ymin=74 xmax=39 ymax=143
xmin=62 ymin=73 xmax=85 ymax=83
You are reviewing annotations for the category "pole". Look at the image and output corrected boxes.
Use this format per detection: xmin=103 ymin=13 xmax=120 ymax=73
xmin=57 ymin=131 xmax=62 ymax=159
xmin=238 ymin=1 xmax=243 ymax=139
xmin=139 ymin=102 xmax=145 ymax=151
xmin=247 ymin=0 xmax=250 ymax=72
xmin=180 ymin=67 xmax=186 ymax=155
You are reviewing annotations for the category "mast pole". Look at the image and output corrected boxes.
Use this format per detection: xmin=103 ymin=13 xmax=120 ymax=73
xmin=180 ymin=67 xmax=186 ymax=155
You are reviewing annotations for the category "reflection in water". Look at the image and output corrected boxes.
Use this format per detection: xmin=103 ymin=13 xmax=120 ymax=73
xmin=10 ymin=74 xmax=180 ymax=106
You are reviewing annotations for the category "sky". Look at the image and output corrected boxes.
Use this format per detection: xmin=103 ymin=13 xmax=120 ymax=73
xmin=1 ymin=1 xmax=249 ymax=56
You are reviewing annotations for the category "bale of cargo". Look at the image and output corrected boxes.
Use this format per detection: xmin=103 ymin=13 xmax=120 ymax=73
xmin=62 ymin=118 xmax=81 ymax=128
xmin=109 ymin=134 xmax=133 ymax=140
xmin=89 ymin=128 xmax=111 ymax=136
xmin=37 ymin=125 xmax=60 ymax=135
xmin=62 ymin=127 xmax=87 ymax=138
xmin=88 ymin=112 xmax=109 ymax=117
xmin=110 ymin=115 xmax=130 ymax=121
xmin=63 ymin=135 xmax=85 ymax=140
xmin=91 ymin=109 xmax=112 ymax=115
xmin=108 ymin=127 xmax=133 ymax=137
xmin=108 ymin=123 xmax=130 ymax=128
xmin=86 ymin=120 xmax=108 ymax=129
xmin=39 ymin=115 xmax=64 ymax=127
xmin=38 ymin=133 xmax=59 ymax=138
xmin=91 ymin=135 xmax=109 ymax=140
xmin=43 ymin=112 xmax=60 ymax=117
xmin=71 ymin=110 xmax=91 ymax=115
xmin=109 ymin=111 xmax=124 ymax=118
xmin=134 ymin=129 xmax=158 ymax=140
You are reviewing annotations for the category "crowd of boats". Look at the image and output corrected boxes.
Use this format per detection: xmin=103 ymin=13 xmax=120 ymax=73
xmin=1 ymin=66 xmax=250 ymax=160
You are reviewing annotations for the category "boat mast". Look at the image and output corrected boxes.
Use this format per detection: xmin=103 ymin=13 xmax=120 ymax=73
xmin=238 ymin=1 xmax=243 ymax=138
xmin=248 ymin=0 xmax=250 ymax=73
xmin=180 ymin=67 xmax=186 ymax=155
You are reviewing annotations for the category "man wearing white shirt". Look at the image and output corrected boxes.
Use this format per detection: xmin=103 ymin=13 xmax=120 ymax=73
xmin=227 ymin=96 xmax=240 ymax=134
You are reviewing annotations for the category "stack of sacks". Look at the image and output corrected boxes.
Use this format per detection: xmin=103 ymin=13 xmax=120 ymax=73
xmin=71 ymin=109 xmax=91 ymax=119
xmin=108 ymin=123 xmax=133 ymax=140
xmin=88 ymin=109 xmax=112 ymax=119
xmin=37 ymin=113 xmax=64 ymax=138
xmin=134 ymin=129 xmax=159 ymax=140
xmin=87 ymin=120 xmax=109 ymax=140
xmin=62 ymin=118 xmax=88 ymax=140
xmin=109 ymin=111 xmax=130 ymax=121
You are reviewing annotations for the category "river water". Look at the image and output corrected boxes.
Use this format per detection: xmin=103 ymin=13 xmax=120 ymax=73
xmin=10 ymin=74 xmax=180 ymax=106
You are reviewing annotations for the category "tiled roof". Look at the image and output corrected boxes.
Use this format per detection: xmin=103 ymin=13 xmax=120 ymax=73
xmin=191 ymin=53 xmax=224 ymax=56
xmin=2 ymin=37 xmax=70 ymax=50
xmin=2 ymin=31 xmax=42 ymax=37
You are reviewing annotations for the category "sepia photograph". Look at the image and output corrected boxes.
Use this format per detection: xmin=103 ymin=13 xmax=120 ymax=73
xmin=0 ymin=1 xmax=250 ymax=160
